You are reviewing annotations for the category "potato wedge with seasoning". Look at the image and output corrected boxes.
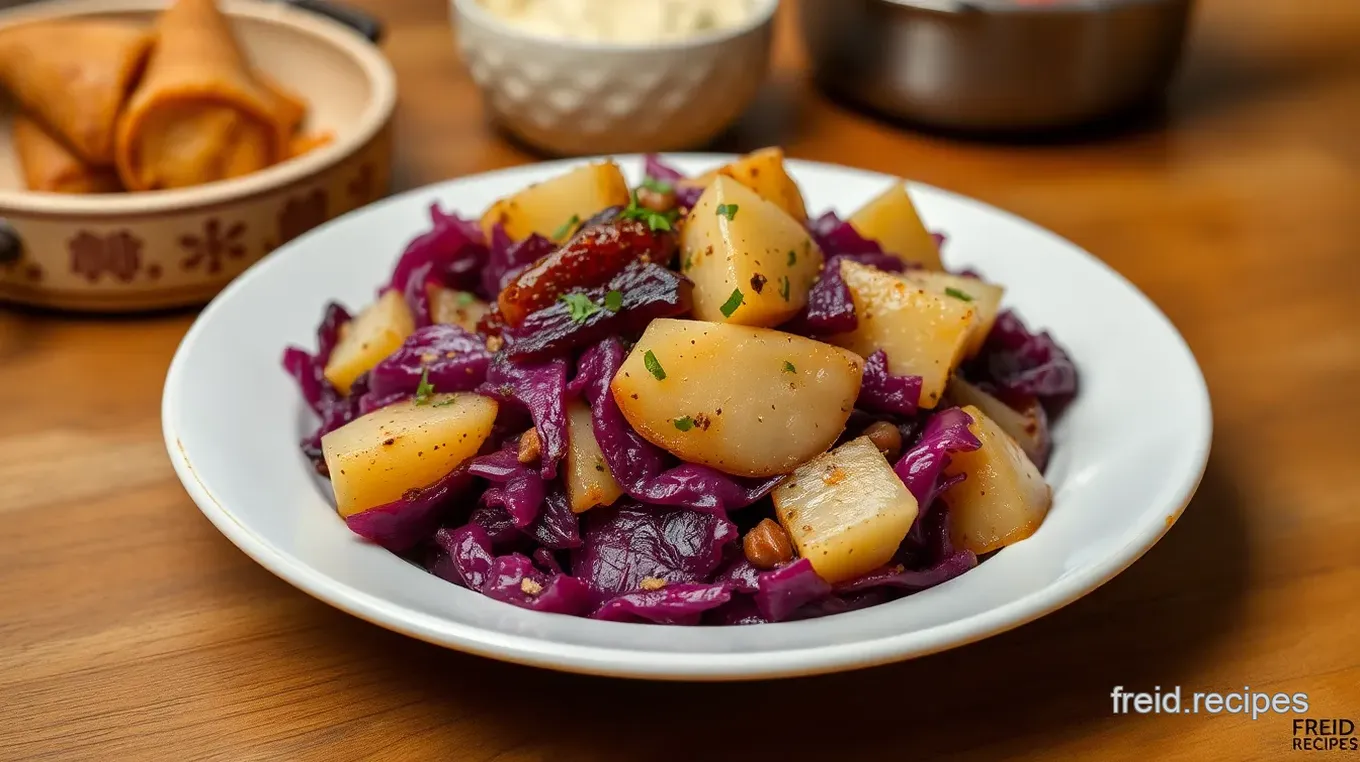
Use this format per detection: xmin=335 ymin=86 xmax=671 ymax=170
xmin=680 ymin=175 xmax=824 ymax=327
xmin=480 ymin=160 xmax=630 ymax=242
xmin=563 ymin=399 xmax=624 ymax=513
xmin=611 ymin=319 xmax=864 ymax=478
xmin=899 ymin=270 xmax=1004 ymax=357
xmin=678 ymin=147 xmax=808 ymax=222
xmin=943 ymin=405 xmax=1052 ymax=555
xmin=945 ymin=376 xmax=1049 ymax=468
xmin=830 ymin=260 xmax=976 ymax=409
xmin=772 ymin=437 xmax=919 ymax=584
xmin=321 ymin=394 xmax=498 ymax=518
xmin=323 ymin=289 xmax=415 ymax=395
xmin=847 ymin=181 xmax=943 ymax=270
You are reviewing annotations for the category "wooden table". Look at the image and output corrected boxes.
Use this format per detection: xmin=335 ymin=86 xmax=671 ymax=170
xmin=4 ymin=0 xmax=1358 ymax=759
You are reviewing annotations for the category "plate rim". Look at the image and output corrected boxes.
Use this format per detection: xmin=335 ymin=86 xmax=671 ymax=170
xmin=162 ymin=153 xmax=1213 ymax=681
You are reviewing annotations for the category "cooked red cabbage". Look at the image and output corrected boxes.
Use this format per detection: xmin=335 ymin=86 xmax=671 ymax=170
xmin=643 ymin=154 xmax=702 ymax=209
xmin=481 ymin=554 xmax=594 ymax=615
xmin=344 ymin=466 xmax=472 ymax=552
xmin=468 ymin=441 xmax=545 ymax=528
xmin=893 ymin=407 xmax=981 ymax=509
xmin=388 ymin=204 xmax=487 ymax=312
xmin=367 ymin=324 xmax=492 ymax=400
xmin=572 ymin=503 xmax=737 ymax=599
xmin=590 ymin=583 xmax=733 ymax=625
xmin=477 ymin=355 xmax=568 ymax=479
xmin=964 ymin=309 xmax=1079 ymax=413
xmin=753 ymin=558 xmax=833 ymax=622
xmin=858 ymin=349 xmax=923 ymax=416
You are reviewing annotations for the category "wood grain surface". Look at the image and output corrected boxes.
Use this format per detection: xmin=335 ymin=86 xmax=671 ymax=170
xmin=3 ymin=0 xmax=1358 ymax=759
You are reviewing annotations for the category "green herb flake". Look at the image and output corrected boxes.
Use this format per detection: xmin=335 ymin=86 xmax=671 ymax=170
xmin=432 ymin=397 xmax=458 ymax=408
xmin=643 ymin=350 xmax=666 ymax=381
xmin=551 ymin=214 xmax=580 ymax=241
xmin=641 ymin=177 xmax=674 ymax=194
xmin=783 ymin=361 xmax=797 ymax=374
xmin=456 ymin=291 xmax=476 ymax=306
xmin=413 ymin=368 xmax=435 ymax=405
xmin=673 ymin=416 xmax=695 ymax=432
xmin=604 ymin=289 xmax=624 ymax=312
xmin=716 ymin=204 xmax=739 ymax=221
xmin=944 ymin=287 xmax=974 ymax=302
xmin=719 ymin=288 xmax=744 ymax=318
xmin=779 ymin=275 xmax=791 ymax=302
xmin=682 ymin=252 xmax=694 ymax=271
xmin=787 ymin=249 xmax=796 ymax=266
xmin=560 ymin=292 xmax=602 ymax=323
xmin=619 ymin=193 xmax=679 ymax=232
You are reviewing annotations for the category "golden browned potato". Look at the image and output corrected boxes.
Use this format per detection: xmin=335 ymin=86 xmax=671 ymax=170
xmin=679 ymin=147 xmax=807 ymax=222
xmin=480 ymin=161 xmax=630 ymax=242
xmin=680 ymin=175 xmax=824 ymax=327
xmin=323 ymin=289 xmax=415 ymax=395
xmin=427 ymin=285 xmax=489 ymax=333
xmin=563 ymin=398 xmax=624 ymax=514
xmin=829 ymin=260 xmax=976 ymax=409
xmin=944 ymin=405 xmax=1052 ymax=555
xmin=321 ymin=394 xmax=499 ymax=518
xmin=899 ymin=270 xmax=1004 ymax=357
xmin=945 ymin=376 xmax=1048 ymax=467
xmin=611 ymin=319 xmax=864 ymax=478
xmin=847 ymin=181 xmax=943 ymax=270
xmin=772 ymin=437 xmax=919 ymax=584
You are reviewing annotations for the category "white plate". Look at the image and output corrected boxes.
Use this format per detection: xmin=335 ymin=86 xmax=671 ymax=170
xmin=163 ymin=154 xmax=1212 ymax=681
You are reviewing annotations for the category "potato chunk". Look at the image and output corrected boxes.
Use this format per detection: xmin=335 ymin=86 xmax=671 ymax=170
xmin=321 ymin=394 xmax=499 ymax=517
xmin=563 ymin=399 xmax=624 ymax=514
xmin=611 ymin=319 xmax=864 ymax=478
xmin=899 ymin=271 xmax=1004 ymax=357
xmin=830 ymin=260 xmax=976 ymax=409
xmin=480 ymin=161 xmax=630 ymax=242
xmin=679 ymin=148 xmax=807 ymax=222
xmin=945 ymin=376 xmax=1048 ymax=468
xmin=944 ymin=405 xmax=1052 ymax=555
xmin=847 ymin=181 xmax=943 ymax=270
xmin=323 ymin=289 xmax=415 ymax=395
xmin=680 ymin=175 xmax=824 ymax=327
xmin=428 ymin=286 xmax=489 ymax=334
xmin=772 ymin=437 xmax=919 ymax=584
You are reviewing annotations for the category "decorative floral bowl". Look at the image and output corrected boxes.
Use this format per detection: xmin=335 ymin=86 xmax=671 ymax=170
xmin=0 ymin=0 xmax=395 ymax=312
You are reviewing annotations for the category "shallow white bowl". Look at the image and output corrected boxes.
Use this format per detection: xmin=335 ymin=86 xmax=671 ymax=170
xmin=450 ymin=0 xmax=777 ymax=156
xmin=163 ymin=154 xmax=1212 ymax=681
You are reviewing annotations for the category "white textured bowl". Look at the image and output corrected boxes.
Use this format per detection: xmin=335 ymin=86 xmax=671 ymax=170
xmin=451 ymin=0 xmax=777 ymax=156
xmin=164 ymin=154 xmax=1212 ymax=681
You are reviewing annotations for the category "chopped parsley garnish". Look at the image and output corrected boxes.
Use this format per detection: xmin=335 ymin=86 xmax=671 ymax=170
xmin=673 ymin=416 xmax=695 ymax=432
xmin=604 ymin=289 xmax=624 ymax=312
xmin=560 ymin=292 xmax=602 ymax=322
xmin=719 ymin=288 xmax=744 ymax=318
xmin=716 ymin=204 xmax=739 ymax=220
xmin=787 ymin=249 xmax=796 ymax=266
xmin=551 ymin=214 xmax=580 ymax=241
xmin=783 ymin=361 xmax=797 ymax=374
xmin=944 ymin=287 xmax=974 ymax=302
xmin=619 ymin=192 xmax=680 ymax=232
xmin=643 ymin=350 xmax=666 ymax=380
xmin=413 ymin=368 xmax=435 ymax=405
xmin=456 ymin=291 xmax=476 ymax=306
xmin=641 ymin=177 xmax=674 ymax=194
xmin=779 ymin=275 xmax=791 ymax=302
xmin=682 ymin=252 xmax=693 ymax=270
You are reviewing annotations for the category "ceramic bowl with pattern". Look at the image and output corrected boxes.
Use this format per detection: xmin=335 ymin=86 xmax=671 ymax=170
xmin=0 ymin=0 xmax=395 ymax=313
xmin=450 ymin=0 xmax=778 ymax=157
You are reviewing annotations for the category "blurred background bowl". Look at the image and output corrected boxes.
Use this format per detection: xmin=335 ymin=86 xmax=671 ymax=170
xmin=799 ymin=0 xmax=1193 ymax=132
xmin=0 ymin=0 xmax=394 ymax=313
xmin=451 ymin=0 xmax=778 ymax=156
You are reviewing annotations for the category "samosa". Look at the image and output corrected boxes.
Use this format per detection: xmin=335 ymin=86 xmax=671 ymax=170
xmin=115 ymin=0 xmax=291 ymax=190
xmin=0 ymin=21 xmax=152 ymax=165
xmin=13 ymin=115 xmax=123 ymax=194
